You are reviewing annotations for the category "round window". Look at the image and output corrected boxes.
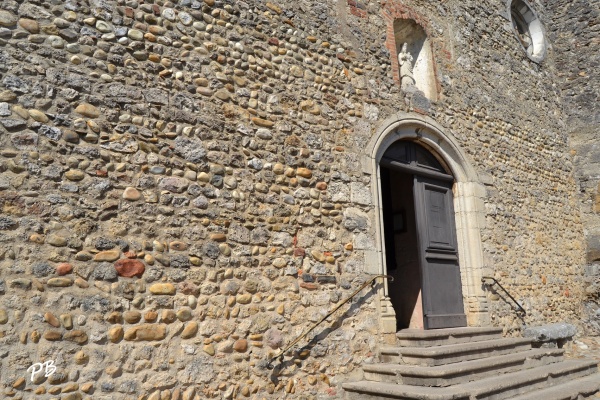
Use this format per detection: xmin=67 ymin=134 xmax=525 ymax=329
xmin=509 ymin=0 xmax=547 ymax=63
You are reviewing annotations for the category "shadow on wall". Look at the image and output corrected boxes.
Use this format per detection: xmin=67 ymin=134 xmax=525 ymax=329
xmin=481 ymin=280 xmax=527 ymax=328
xmin=266 ymin=285 xmax=378 ymax=383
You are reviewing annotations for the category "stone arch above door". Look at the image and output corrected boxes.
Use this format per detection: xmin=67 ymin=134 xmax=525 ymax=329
xmin=362 ymin=113 xmax=491 ymax=334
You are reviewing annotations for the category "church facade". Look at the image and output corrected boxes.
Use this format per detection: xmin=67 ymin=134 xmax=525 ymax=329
xmin=0 ymin=0 xmax=596 ymax=398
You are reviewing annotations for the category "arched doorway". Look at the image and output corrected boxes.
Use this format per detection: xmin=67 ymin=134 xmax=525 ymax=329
xmin=380 ymin=140 xmax=467 ymax=330
xmin=366 ymin=114 xmax=489 ymax=334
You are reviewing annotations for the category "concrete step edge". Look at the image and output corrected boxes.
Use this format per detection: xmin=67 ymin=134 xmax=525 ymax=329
xmin=381 ymin=337 xmax=532 ymax=357
xmin=342 ymin=381 xmax=468 ymax=400
xmin=457 ymin=359 xmax=599 ymax=395
xmin=343 ymin=361 xmax=598 ymax=400
xmin=509 ymin=373 xmax=600 ymax=400
xmin=396 ymin=327 xmax=503 ymax=341
xmin=365 ymin=348 xmax=564 ymax=378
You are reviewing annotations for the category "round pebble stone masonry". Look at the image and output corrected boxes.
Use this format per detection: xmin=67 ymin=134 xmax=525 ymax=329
xmin=0 ymin=0 xmax=597 ymax=399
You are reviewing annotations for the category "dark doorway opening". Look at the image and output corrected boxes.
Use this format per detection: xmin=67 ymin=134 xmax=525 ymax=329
xmin=381 ymin=167 xmax=422 ymax=330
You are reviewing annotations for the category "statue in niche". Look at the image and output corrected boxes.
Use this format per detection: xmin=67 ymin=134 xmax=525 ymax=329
xmin=511 ymin=10 xmax=534 ymax=56
xmin=519 ymin=30 xmax=533 ymax=56
xmin=397 ymin=43 xmax=416 ymax=90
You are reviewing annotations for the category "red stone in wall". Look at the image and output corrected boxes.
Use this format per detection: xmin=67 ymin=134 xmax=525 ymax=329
xmin=114 ymin=259 xmax=145 ymax=278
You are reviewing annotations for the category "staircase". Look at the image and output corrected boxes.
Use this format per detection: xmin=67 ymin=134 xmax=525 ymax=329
xmin=343 ymin=327 xmax=600 ymax=400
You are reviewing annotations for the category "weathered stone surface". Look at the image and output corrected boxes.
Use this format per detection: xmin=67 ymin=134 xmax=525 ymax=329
xmin=1 ymin=118 xmax=26 ymax=130
xmin=124 ymin=324 xmax=167 ymax=341
xmin=64 ymin=330 xmax=88 ymax=344
xmin=265 ymin=328 xmax=284 ymax=349
xmin=75 ymin=103 xmax=100 ymax=118
xmin=169 ymin=241 xmax=187 ymax=251
xmin=181 ymin=321 xmax=198 ymax=339
xmin=176 ymin=307 xmax=192 ymax=321
xmin=144 ymin=311 xmax=158 ymax=322
xmin=251 ymin=117 xmax=274 ymax=127
xmin=95 ymin=238 xmax=116 ymax=250
xmin=38 ymin=125 xmax=62 ymax=141
xmin=159 ymin=177 xmax=189 ymax=193
xmin=62 ymin=392 xmax=82 ymax=400
xmin=2 ymin=75 xmax=28 ymax=94
xmin=128 ymin=29 xmax=144 ymax=41
xmin=233 ymin=339 xmax=248 ymax=352
xmin=0 ymin=103 xmax=10 ymax=117
xmin=10 ymin=130 xmax=38 ymax=150
xmin=0 ymin=217 xmax=18 ymax=230
xmin=296 ymin=168 xmax=312 ymax=178
xmin=101 ymin=136 xmax=138 ymax=153
xmin=106 ymin=311 xmax=122 ymax=324
xmin=149 ymin=283 xmax=175 ymax=295
xmin=524 ymin=323 xmax=577 ymax=343
xmin=74 ymin=351 xmax=88 ymax=365
xmin=65 ymin=169 xmax=85 ymax=181
xmin=177 ymin=354 xmax=214 ymax=384
xmin=56 ymin=263 xmax=73 ymax=275
xmin=44 ymin=331 xmax=62 ymax=341
xmin=161 ymin=309 xmax=176 ymax=323
xmin=123 ymin=311 xmax=141 ymax=323
xmin=236 ymin=294 xmax=252 ymax=304
xmin=179 ymin=281 xmax=200 ymax=296
xmin=46 ymin=234 xmax=68 ymax=247
xmin=122 ymin=187 xmax=141 ymax=201
xmin=0 ymin=0 xmax=593 ymax=395
xmin=343 ymin=208 xmax=370 ymax=232
xmin=94 ymin=250 xmax=120 ymax=262
xmin=60 ymin=314 xmax=73 ymax=330
xmin=0 ymin=10 xmax=17 ymax=27
xmin=114 ymin=259 xmax=145 ymax=278
xmin=47 ymin=277 xmax=73 ymax=287
xmin=203 ymin=344 xmax=215 ymax=356
xmin=89 ymin=264 xmax=117 ymax=281
xmin=18 ymin=18 xmax=38 ymax=33
xmin=215 ymin=89 xmax=231 ymax=101
xmin=108 ymin=325 xmax=124 ymax=342
xmin=45 ymin=312 xmax=60 ymax=327
xmin=10 ymin=278 xmax=31 ymax=289
xmin=210 ymin=233 xmax=226 ymax=242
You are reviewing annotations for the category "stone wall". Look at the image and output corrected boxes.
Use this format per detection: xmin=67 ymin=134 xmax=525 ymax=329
xmin=0 ymin=0 xmax=591 ymax=398
xmin=548 ymin=0 xmax=600 ymax=335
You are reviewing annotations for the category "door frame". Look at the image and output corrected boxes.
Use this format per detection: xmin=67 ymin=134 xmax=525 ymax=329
xmin=362 ymin=113 xmax=490 ymax=335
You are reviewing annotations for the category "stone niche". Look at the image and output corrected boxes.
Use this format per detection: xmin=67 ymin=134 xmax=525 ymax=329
xmin=509 ymin=0 xmax=547 ymax=63
xmin=394 ymin=19 xmax=437 ymax=101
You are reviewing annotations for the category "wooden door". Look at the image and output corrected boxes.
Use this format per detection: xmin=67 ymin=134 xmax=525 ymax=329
xmin=413 ymin=175 xmax=467 ymax=329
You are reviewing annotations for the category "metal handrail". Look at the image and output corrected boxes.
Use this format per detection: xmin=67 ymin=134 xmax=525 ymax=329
xmin=481 ymin=276 xmax=526 ymax=316
xmin=266 ymin=274 xmax=393 ymax=369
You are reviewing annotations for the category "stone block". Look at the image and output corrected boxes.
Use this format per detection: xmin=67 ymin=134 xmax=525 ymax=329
xmin=124 ymin=324 xmax=167 ymax=341
xmin=523 ymin=323 xmax=577 ymax=346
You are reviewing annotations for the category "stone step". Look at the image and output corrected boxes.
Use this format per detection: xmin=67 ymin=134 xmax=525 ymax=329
xmin=345 ymin=360 xmax=599 ymax=400
xmin=343 ymin=381 xmax=470 ymax=400
xmin=380 ymin=337 xmax=532 ymax=366
xmin=364 ymin=348 xmax=564 ymax=387
xmin=396 ymin=327 xmax=504 ymax=348
xmin=509 ymin=373 xmax=600 ymax=400
xmin=457 ymin=359 xmax=598 ymax=400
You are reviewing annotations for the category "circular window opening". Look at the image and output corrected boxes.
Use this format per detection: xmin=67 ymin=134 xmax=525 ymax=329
xmin=509 ymin=0 xmax=547 ymax=63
